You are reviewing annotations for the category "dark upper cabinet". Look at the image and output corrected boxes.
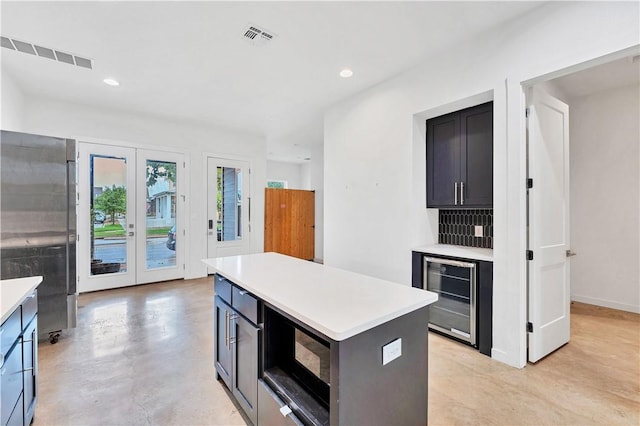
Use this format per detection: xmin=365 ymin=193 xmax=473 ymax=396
xmin=427 ymin=102 xmax=493 ymax=208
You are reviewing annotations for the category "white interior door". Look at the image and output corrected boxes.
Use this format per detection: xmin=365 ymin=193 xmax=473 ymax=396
xmin=527 ymin=87 xmax=571 ymax=362
xmin=207 ymin=157 xmax=251 ymax=263
xmin=79 ymin=143 xmax=185 ymax=291
xmin=136 ymin=150 xmax=185 ymax=284
xmin=79 ymin=143 xmax=137 ymax=292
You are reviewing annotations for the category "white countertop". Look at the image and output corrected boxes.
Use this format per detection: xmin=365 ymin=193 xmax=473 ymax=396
xmin=202 ymin=253 xmax=437 ymax=341
xmin=413 ymin=244 xmax=493 ymax=262
xmin=1 ymin=276 xmax=43 ymax=324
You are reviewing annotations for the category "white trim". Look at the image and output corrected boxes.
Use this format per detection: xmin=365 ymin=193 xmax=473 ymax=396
xmin=571 ymin=295 xmax=640 ymax=314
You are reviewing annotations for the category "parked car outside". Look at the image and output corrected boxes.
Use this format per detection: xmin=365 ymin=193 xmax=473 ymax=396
xmin=94 ymin=210 xmax=106 ymax=224
xmin=166 ymin=225 xmax=176 ymax=251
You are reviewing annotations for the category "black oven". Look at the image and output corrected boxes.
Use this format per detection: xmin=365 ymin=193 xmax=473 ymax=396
xmin=423 ymin=256 xmax=477 ymax=346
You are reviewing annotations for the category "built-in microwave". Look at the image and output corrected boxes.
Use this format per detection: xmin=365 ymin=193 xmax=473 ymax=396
xmin=262 ymin=305 xmax=330 ymax=426
xmin=423 ymin=256 xmax=477 ymax=346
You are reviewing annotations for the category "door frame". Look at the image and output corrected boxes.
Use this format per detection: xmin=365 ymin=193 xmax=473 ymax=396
xmin=511 ymin=46 xmax=640 ymax=366
xmin=78 ymin=139 xmax=189 ymax=292
xmin=203 ymin=153 xmax=254 ymax=269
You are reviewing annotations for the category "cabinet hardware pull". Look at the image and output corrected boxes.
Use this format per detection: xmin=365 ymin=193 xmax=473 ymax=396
xmin=454 ymin=182 xmax=458 ymax=205
xmin=225 ymin=311 xmax=230 ymax=349
xmin=27 ymin=293 xmax=36 ymax=299
xmin=460 ymin=182 xmax=464 ymax=205
xmin=22 ymin=367 xmax=34 ymax=372
xmin=239 ymin=290 xmax=248 ymax=296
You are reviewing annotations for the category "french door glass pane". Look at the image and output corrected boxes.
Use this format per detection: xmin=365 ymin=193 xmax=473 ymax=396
xmin=90 ymin=155 xmax=127 ymax=275
xmin=217 ymin=166 xmax=243 ymax=242
xmin=145 ymin=159 xmax=177 ymax=269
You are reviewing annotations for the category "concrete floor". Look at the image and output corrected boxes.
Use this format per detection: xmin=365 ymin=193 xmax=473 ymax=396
xmin=35 ymin=277 xmax=639 ymax=425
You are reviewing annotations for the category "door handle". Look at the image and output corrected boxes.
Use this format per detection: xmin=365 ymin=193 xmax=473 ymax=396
xmin=208 ymin=219 xmax=213 ymax=230
xmin=566 ymin=250 xmax=577 ymax=257
xmin=128 ymin=232 xmax=135 ymax=237
xmin=454 ymin=182 xmax=458 ymax=205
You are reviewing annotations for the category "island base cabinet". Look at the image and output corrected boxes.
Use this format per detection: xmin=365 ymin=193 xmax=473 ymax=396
xmin=258 ymin=379 xmax=303 ymax=426
xmin=332 ymin=306 xmax=429 ymax=426
xmin=232 ymin=315 xmax=259 ymax=426
xmin=214 ymin=297 xmax=232 ymax=389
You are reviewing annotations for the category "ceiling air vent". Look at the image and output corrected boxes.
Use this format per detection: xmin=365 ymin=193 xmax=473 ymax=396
xmin=1 ymin=35 xmax=93 ymax=70
xmin=242 ymin=23 xmax=277 ymax=46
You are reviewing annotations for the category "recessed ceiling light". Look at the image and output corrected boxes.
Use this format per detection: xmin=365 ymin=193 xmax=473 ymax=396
xmin=103 ymin=78 xmax=119 ymax=86
xmin=339 ymin=68 xmax=353 ymax=78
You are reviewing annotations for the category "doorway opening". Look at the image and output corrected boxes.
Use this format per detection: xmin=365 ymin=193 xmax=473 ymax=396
xmin=525 ymin=50 xmax=640 ymax=362
xmin=78 ymin=142 xmax=186 ymax=292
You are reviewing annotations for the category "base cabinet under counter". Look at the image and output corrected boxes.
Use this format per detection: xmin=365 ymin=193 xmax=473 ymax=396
xmin=212 ymin=271 xmax=432 ymax=426
xmin=1 ymin=286 xmax=39 ymax=426
xmin=412 ymin=250 xmax=493 ymax=356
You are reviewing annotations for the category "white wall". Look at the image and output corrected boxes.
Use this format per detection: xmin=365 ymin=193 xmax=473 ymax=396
xmin=0 ymin=71 xmax=25 ymax=131
xmin=570 ymin=84 xmax=640 ymax=313
xmin=8 ymin=94 xmax=267 ymax=280
xmin=266 ymin=160 xmax=304 ymax=189
xmin=324 ymin=1 xmax=639 ymax=368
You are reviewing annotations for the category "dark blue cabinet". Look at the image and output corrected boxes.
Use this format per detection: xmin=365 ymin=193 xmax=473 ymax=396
xmin=427 ymin=102 xmax=493 ymax=209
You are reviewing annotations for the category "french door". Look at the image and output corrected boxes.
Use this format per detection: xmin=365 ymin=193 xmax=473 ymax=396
xmin=78 ymin=142 xmax=185 ymax=292
xmin=207 ymin=157 xmax=251 ymax=261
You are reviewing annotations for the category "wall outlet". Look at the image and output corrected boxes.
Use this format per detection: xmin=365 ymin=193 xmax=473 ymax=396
xmin=382 ymin=338 xmax=402 ymax=365
xmin=474 ymin=225 xmax=484 ymax=237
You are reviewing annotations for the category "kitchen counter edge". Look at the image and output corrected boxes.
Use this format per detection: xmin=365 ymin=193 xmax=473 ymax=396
xmin=1 ymin=276 xmax=43 ymax=323
xmin=413 ymin=244 xmax=493 ymax=262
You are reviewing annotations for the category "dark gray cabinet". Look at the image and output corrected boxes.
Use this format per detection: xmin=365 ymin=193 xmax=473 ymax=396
xmin=214 ymin=275 xmax=259 ymax=426
xmin=426 ymin=102 xmax=493 ymax=208
xmin=1 ymin=288 xmax=38 ymax=426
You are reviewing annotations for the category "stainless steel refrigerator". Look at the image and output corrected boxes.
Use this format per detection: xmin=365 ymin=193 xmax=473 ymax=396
xmin=1 ymin=130 xmax=77 ymax=343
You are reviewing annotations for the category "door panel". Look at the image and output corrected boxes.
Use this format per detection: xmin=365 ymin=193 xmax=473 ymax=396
xmin=215 ymin=297 xmax=232 ymax=389
xmin=427 ymin=114 xmax=460 ymax=207
xmin=79 ymin=143 xmax=136 ymax=292
xmin=136 ymin=150 xmax=184 ymax=284
xmin=207 ymin=158 xmax=251 ymax=261
xmin=264 ymin=188 xmax=314 ymax=260
xmin=461 ymin=103 xmax=493 ymax=207
xmin=233 ymin=314 xmax=259 ymax=426
xmin=527 ymin=87 xmax=571 ymax=362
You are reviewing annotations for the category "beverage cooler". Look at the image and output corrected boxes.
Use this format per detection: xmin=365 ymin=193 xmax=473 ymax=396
xmin=423 ymin=256 xmax=476 ymax=346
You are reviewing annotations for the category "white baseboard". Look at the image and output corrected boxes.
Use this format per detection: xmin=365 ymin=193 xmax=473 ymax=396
xmin=491 ymin=347 xmax=525 ymax=368
xmin=571 ymin=294 xmax=640 ymax=314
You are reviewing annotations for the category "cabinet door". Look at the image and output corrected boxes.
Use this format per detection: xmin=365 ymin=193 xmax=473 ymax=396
xmin=460 ymin=103 xmax=493 ymax=207
xmin=426 ymin=112 xmax=461 ymax=207
xmin=23 ymin=316 xmax=38 ymax=425
xmin=214 ymin=297 xmax=233 ymax=389
xmin=233 ymin=314 xmax=259 ymax=426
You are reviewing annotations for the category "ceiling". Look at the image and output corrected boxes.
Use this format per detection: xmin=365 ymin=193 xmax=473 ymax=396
xmin=1 ymin=1 xmax=545 ymax=162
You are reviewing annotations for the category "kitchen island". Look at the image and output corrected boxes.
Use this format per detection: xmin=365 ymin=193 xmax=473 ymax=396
xmin=202 ymin=253 xmax=437 ymax=426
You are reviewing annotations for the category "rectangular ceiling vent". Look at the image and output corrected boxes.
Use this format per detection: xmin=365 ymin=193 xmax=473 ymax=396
xmin=1 ymin=36 xmax=93 ymax=70
xmin=242 ymin=23 xmax=276 ymax=46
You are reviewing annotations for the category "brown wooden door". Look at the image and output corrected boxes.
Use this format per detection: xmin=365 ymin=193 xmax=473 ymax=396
xmin=264 ymin=188 xmax=314 ymax=260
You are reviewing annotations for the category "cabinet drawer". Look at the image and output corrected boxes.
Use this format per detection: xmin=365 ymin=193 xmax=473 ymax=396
xmin=232 ymin=286 xmax=258 ymax=324
xmin=214 ymin=274 xmax=232 ymax=304
xmin=1 ymin=340 xmax=23 ymax=426
xmin=258 ymin=379 xmax=303 ymax=426
xmin=21 ymin=289 xmax=38 ymax=327
xmin=1 ymin=308 xmax=21 ymax=357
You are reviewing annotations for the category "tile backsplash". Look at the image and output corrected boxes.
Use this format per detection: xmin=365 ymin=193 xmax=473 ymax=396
xmin=439 ymin=209 xmax=493 ymax=249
